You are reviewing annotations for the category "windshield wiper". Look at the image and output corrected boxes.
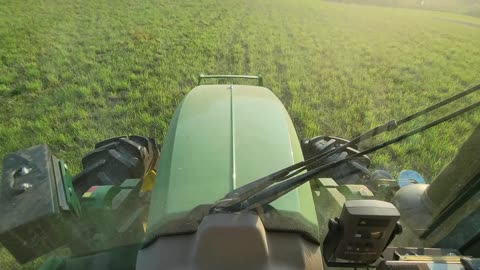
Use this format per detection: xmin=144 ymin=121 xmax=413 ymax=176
xmin=211 ymin=83 xmax=480 ymax=213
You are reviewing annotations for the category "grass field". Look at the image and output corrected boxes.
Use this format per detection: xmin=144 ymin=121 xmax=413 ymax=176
xmin=328 ymin=0 xmax=480 ymax=17
xmin=1 ymin=0 xmax=480 ymax=268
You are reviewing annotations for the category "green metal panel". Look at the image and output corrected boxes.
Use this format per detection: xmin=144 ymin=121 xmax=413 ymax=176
xmin=147 ymin=85 xmax=317 ymax=236
xmin=60 ymin=161 xmax=81 ymax=216
xmin=338 ymin=185 xmax=375 ymax=200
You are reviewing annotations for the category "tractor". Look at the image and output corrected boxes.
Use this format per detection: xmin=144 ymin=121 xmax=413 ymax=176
xmin=0 ymin=75 xmax=479 ymax=270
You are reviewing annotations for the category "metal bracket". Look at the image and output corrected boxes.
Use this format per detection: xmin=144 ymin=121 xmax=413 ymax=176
xmin=197 ymin=74 xmax=263 ymax=86
xmin=59 ymin=160 xmax=81 ymax=216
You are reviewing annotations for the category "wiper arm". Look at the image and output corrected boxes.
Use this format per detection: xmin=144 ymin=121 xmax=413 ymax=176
xmin=211 ymin=83 xmax=480 ymax=213
xmin=211 ymin=119 xmax=398 ymax=211
xmin=237 ymin=100 xmax=480 ymax=212
xmin=301 ymin=82 xmax=480 ymax=170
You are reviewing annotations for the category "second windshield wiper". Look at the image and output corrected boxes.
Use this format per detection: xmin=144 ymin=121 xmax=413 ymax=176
xmin=211 ymin=83 xmax=480 ymax=213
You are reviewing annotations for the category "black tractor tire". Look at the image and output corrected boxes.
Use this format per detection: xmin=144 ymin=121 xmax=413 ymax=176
xmin=301 ymin=135 xmax=371 ymax=185
xmin=72 ymin=136 xmax=160 ymax=197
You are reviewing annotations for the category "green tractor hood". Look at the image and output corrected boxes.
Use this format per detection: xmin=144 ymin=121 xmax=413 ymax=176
xmin=147 ymin=84 xmax=318 ymax=241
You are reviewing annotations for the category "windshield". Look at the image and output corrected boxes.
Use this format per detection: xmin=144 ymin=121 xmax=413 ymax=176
xmin=1 ymin=0 xmax=479 ymax=269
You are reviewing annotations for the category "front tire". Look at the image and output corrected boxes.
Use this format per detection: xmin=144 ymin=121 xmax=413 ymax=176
xmin=72 ymin=136 xmax=160 ymax=196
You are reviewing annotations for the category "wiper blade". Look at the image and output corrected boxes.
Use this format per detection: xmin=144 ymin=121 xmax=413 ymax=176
xmin=300 ymin=82 xmax=480 ymax=171
xmin=211 ymin=83 xmax=480 ymax=213
xmin=212 ymin=120 xmax=398 ymax=211
xmin=237 ymin=100 xmax=480 ymax=212
xmin=397 ymin=83 xmax=480 ymax=125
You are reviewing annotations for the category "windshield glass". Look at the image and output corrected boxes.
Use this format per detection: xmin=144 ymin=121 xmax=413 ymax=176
xmin=1 ymin=0 xmax=479 ymax=269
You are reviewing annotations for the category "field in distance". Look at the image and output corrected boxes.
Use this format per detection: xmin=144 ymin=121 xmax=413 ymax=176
xmin=327 ymin=0 xmax=480 ymax=17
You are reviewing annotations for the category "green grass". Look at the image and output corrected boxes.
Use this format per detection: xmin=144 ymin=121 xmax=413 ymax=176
xmin=0 ymin=0 xmax=480 ymax=268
